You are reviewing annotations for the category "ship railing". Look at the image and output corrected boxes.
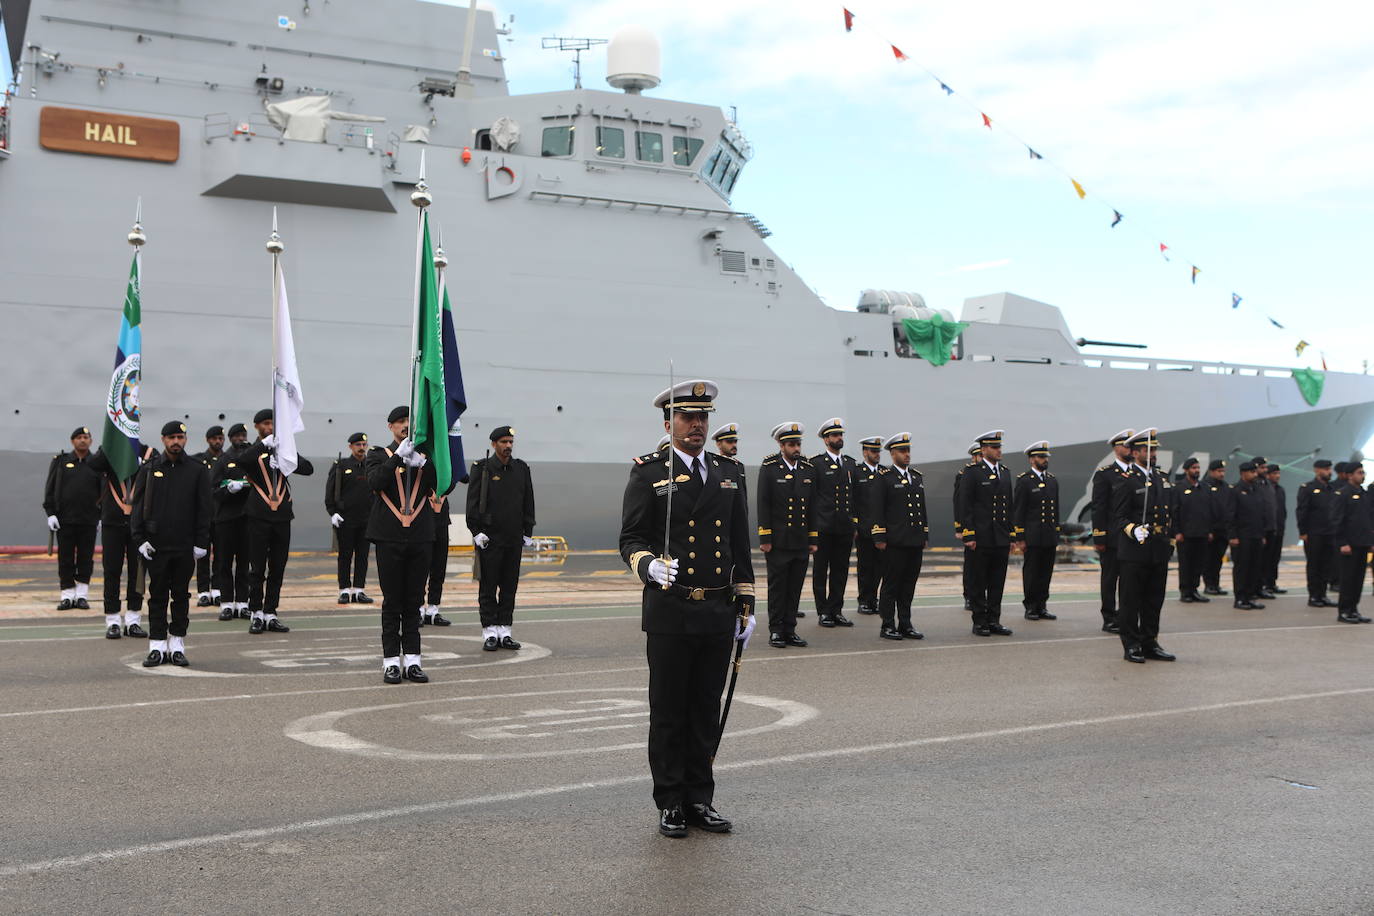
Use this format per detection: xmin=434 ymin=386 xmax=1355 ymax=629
xmin=964 ymin=352 xmax=1297 ymax=377
xmin=203 ymin=112 xmax=281 ymax=143
xmin=529 ymin=190 xmax=771 ymax=237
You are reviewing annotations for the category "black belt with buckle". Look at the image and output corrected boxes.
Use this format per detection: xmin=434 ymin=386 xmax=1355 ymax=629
xmin=669 ymin=583 xmax=732 ymax=601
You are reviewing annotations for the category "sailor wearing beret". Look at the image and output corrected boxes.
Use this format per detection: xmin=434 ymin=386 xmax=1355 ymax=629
xmin=43 ymin=426 xmax=101 ymax=611
xmin=209 ymin=422 xmax=255 ymax=621
xmin=239 ymin=407 xmax=315 ymax=635
xmin=1012 ymin=441 xmax=1060 ymax=621
xmin=1201 ymin=458 xmax=1234 ymax=597
xmin=466 ymin=424 xmax=536 ymax=651
xmin=1296 ymin=459 xmax=1337 ymax=607
xmin=326 ymin=432 xmax=376 ymax=606
xmin=191 ymin=425 xmax=226 ymax=608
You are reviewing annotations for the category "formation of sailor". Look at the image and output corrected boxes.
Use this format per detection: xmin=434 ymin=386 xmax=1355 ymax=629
xmin=326 ymin=432 xmax=375 ymax=605
xmin=1296 ymin=459 xmax=1337 ymax=607
xmin=132 ymin=421 xmax=213 ymax=667
xmin=87 ymin=440 xmax=155 ymax=639
xmin=853 ymin=435 xmax=886 ymax=616
xmin=466 ymin=425 xmax=536 ymax=651
xmin=1330 ymin=462 xmax=1373 ymax=624
xmin=1173 ymin=457 xmax=1215 ymax=603
xmin=1090 ymin=428 xmax=1136 ymax=633
xmin=210 ymin=423 xmax=253 ymax=620
xmin=191 ymin=425 xmax=225 ymax=608
xmin=44 ymin=427 xmax=101 ymax=611
xmin=758 ymin=422 xmax=817 ymax=648
xmin=871 ymin=432 xmax=928 ymax=640
xmin=953 ymin=442 xmax=982 ymax=612
xmin=959 ymin=430 xmax=1014 ymax=637
xmin=808 ymin=419 xmax=857 ymax=628
xmin=1012 ymin=441 xmax=1059 ymax=621
xmin=1112 ymin=428 xmax=1177 ymax=663
xmin=240 ymin=408 xmax=315 ymax=634
xmin=619 ymin=379 xmax=754 ymax=838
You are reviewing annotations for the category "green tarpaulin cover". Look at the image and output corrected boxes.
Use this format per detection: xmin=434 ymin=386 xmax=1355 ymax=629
xmin=1293 ymin=368 xmax=1324 ymax=406
xmin=901 ymin=315 xmax=969 ymax=367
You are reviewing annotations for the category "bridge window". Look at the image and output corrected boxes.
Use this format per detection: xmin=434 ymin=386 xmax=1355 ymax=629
xmin=636 ymin=131 xmax=663 ymax=163
xmin=541 ymin=125 xmax=574 ymax=157
xmin=672 ymin=136 xmax=704 ymax=167
xmin=596 ymin=125 xmax=625 ymax=158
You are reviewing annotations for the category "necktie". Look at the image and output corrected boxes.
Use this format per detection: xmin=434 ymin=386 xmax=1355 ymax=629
xmin=691 ymin=456 xmax=702 ymax=482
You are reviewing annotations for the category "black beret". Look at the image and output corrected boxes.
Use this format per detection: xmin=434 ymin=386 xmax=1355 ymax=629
xmin=206 ymin=425 xmax=224 ymax=438
xmin=161 ymin=420 xmax=188 ymax=436
xmin=489 ymin=425 xmax=515 ymax=442
xmin=347 ymin=432 xmax=368 ymax=444
xmin=1251 ymin=455 xmax=1266 ymax=465
xmin=387 ymin=405 xmax=410 ymax=424
xmin=1239 ymin=461 xmax=1257 ymax=472
xmin=227 ymin=423 xmax=247 ymax=437
xmin=1207 ymin=459 xmax=1227 ymax=471
xmin=1313 ymin=459 xmax=1333 ymax=469
xmin=1335 ymin=461 xmax=1353 ymax=474
xmin=1181 ymin=457 xmax=1199 ymax=469
xmin=70 ymin=426 xmax=90 ymax=439
xmin=253 ymin=408 xmax=274 ymax=424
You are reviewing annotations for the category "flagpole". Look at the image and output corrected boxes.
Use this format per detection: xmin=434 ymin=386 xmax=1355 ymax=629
xmin=128 ymin=198 xmax=145 ymax=416
xmin=266 ymin=207 xmax=284 ymax=489
xmin=406 ymin=152 xmax=433 ymax=512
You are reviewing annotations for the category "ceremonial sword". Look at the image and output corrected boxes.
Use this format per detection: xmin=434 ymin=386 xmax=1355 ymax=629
xmin=661 ymin=361 xmax=674 ymax=591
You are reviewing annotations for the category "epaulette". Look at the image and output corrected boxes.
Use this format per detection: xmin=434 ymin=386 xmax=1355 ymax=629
xmin=633 ymin=450 xmax=668 ymax=466
xmin=1097 ymin=464 xmax=1113 ymax=472
xmin=909 ymin=466 xmax=923 ymax=476
xmin=712 ymin=451 xmax=741 ymax=465
xmin=799 ymin=457 xmax=815 ymax=469
xmin=1017 ymin=469 xmax=1033 ymax=479
xmin=1045 ymin=471 xmax=1055 ymax=478
xmin=761 ymin=452 xmax=781 ymax=466
xmin=876 ymin=466 xmax=890 ymax=476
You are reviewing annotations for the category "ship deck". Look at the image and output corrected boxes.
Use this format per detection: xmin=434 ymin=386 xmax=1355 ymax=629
xmin=1 ymin=550 xmax=1371 ymax=914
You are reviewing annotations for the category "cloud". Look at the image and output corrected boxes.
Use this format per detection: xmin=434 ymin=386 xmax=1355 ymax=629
xmin=942 ymin=258 xmax=1012 ymax=275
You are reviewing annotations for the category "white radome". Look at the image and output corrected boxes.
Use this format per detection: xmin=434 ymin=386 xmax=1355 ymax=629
xmin=607 ymin=26 xmax=661 ymax=94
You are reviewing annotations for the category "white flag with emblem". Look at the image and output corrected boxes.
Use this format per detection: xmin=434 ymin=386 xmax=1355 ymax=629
xmin=271 ymin=254 xmax=305 ymax=475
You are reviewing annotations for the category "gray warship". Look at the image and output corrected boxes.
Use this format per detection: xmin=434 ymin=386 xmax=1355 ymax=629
xmin=2 ymin=0 xmax=1372 ymax=550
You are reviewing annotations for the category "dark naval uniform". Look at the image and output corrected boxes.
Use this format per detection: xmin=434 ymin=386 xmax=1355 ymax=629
xmin=43 ymin=446 xmax=101 ymax=603
xmin=809 ymin=446 xmax=858 ymax=625
xmin=853 ymin=455 xmax=886 ymax=615
xmin=953 ymin=450 xmax=980 ymax=609
xmin=1174 ymin=471 xmax=1214 ymax=601
xmin=1296 ymin=469 xmax=1337 ymax=604
xmin=366 ymin=440 xmax=438 ymax=671
xmin=326 ymin=453 xmax=374 ymax=596
xmin=1202 ymin=470 xmax=1235 ymax=594
xmin=959 ymin=457 xmax=1014 ymax=633
xmin=89 ymin=446 xmax=153 ymax=632
xmin=1262 ymin=478 xmax=1288 ymax=593
xmin=424 ymin=491 xmax=453 ymax=611
xmin=189 ymin=448 xmax=224 ymax=600
xmin=1112 ymin=460 xmax=1177 ymax=657
xmin=466 ymin=448 xmax=536 ymax=635
xmin=1012 ymin=466 xmax=1060 ymax=618
xmin=240 ymin=439 xmax=315 ymax=629
xmin=209 ymin=441 xmax=254 ymax=615
xmin=1228 ymin=474 xmax=1267 ymax=606
xmin=1091 ymin=459 xmax=1135 ymax=626
xmin=873 ymin=457 xmax=928 ymax=637
xmin=1331 ymin=481 xmax=1373 ymax=622
xmin=758 ymin=450 xmax=817 ymax=642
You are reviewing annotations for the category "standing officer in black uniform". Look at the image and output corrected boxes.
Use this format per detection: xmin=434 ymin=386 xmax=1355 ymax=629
xmin=211 ymin=423 xmax=254 ymax=620
xmin=711 ymin=423 xmax=741 ymax=461
xmin=1090 ymin=429 xmax=1136 ymax=632
xmin=1113 ymin=428 xmax=1177 ymax=663
xmin=1331 ymin=464 xmax=1373 ymax=624
xmin=43 ymin=426 xmax=101 ymax=610
xmin=1202 ymin=459 xmax=1234 ymax=595
xmin=1296 ymin=459 xmax=1337 ymax=607
xmin=873 ymin=432 xmax=928 ymax=640
xmin=1250 ymin=457 xmax=1280 ymax=599
xmin=1262 ymin=464 xmax=1288 ymax=596
xmin=1228 ymin=461 xmax=1267 ymax=610
xmin=467 ymin=425 xmax=536 ymax=651
xmin=853 ymin=435 xmax=885 ymax=616
xmin=758 ymin=422 xmax=817 ymax=648
xmin=191 ymin=426 xmax=225 ymax=607
xmin=1330 ymin=463 xmax=1355 ymax=594
xmin=619 ymin=379 xmax=754 ymax=838
xmin=960 ymin=430 xmax=1014 ymax=637
xmin=1012 ymin=441 xmax=1059 ymax=621
xmin=954 ymin=442 xmax=982 ymax=611
xmin=240 ymin=408 xmax=315 ymax=634
xmin=132 ymin=421 xmax=212 ymax=668
xmin=810 ymin=418 xmax=857 ymax=629
xmin=367 ymin=406 xmax=438 ymax=683
xmin=1174 ymin=457 xmax=1213 ymax=603
xmin=326 ymin=432 xmax=375 ymax=605
xmin=88 ymin=442 xmax=155 ymax=639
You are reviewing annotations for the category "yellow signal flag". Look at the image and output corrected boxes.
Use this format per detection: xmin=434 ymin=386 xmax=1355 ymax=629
xmin=1071 ymin=179 xmax=1086 ymax=199
xmin=1295 ymin=340 xmax=1310 ymax=357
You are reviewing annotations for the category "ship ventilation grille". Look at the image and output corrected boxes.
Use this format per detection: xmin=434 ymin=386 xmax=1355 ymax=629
xmin=720 ymin=250 xmax=747 ymax=273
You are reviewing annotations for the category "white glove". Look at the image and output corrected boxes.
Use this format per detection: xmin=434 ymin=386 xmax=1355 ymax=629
xmin=522 ymin=536 xmax=535 ymax=548
xmin=226 ymin=480 xmax=246 ymax=493
xmin=330 ymin=513 xmax=344 ymax=528
xmin=473 ymin=532 xmax=490 ymax=549
xmin=734 ymin=613 xmax=757 ymax=650
xmin=193 ymin=546 xmax=208 ymax=560
xmin=262 ymin=434 xmax=277 ymax=450
xmin=47 ymin=515 xmax=60 ymax=532
xmin=268 ymin=454 xmax=279 ymax=469
xmin=1134 ymin=526 xmax=1148 ymax=544
xmin=395 ymin=438 xmax=416 ymax=460
xmin=648 ymin=557 xmax=679 ymax=587
xmin=404 ymin=450 xmax=427 ymax=468
xmin=138 ymin=541 xmax=155 ymax=560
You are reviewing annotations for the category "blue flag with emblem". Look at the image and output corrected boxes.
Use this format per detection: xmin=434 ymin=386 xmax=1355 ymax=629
xmin=101 ymin=249 xmax=143 ymax=481
xmin=436 ymin=259 xmax=469 ymax=489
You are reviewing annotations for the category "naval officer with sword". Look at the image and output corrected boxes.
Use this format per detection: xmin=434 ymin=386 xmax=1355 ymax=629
xmin=620 ymin=379 xmax=755 ymax=838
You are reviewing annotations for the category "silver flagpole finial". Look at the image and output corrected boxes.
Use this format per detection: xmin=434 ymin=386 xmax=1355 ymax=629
xmin=434 ymin=224 xmax=447 ymax=269
xmin=266 ymin=206 xmax=284 ymax=254
xmin=411 ymin=150 xmax=432 ymax=209
xmin=128 ymin=197 xmax=146 ymax=248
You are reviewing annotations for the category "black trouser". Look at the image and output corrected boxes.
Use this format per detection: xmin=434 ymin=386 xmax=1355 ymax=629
xmin=1329 ymin=542 xmax=1342 ymax=590
xmin=1098 ymin=546 xmax=1120 ymax=622
xmin=1021 ymin=544 xmax=1056 ymax=612
xmin=101 ymin=523 xmax=143 ymax=614
xmin=147 ymin=550 xmax=194 ymax=641
xmin=1337 ymin=546 xmax=1369 ymax=613
xmin=645 ymin=629 xmax=732 ymax=810
xmin=855 ymin=536 xmax=881 ymax=610
xmin=246 ymin=517 xmax=291 ymax=615
xmin=878 ymin=545 xmax=923 ymax=629
xmin=1231 ymin=538 xmax=1262 ymax=602
xmin=56 ymin=524 xmax=97 ymax=589
xmin=1261 ymin=531 xmax=1283 ymax=589
xmin=1304 ymin=535 xmax=1334 ymax=600
xmin=477 ymin=543 xmax=522 ymax=628
xmin=962 ymin=546 xmax=975 ymax=602
xmin=377 ymin=540 xmax=427 ymax=658
xmin=968 ymin=544 xmax=1009 ymax=628
xmin=426 ymin=529 xmax=449 ymax=606
xmin=196 ymin=522 xmax=214 ymax=593
xmin=811 ymin=531 xmax=852 ymax=617
xmin=213 ymin=516 xmax=250 ymax=603
xmin=1177 ymin=536 xmax=1209 ymax=595
xmin=336 ymin=526 xmax=370 ymax=591
xmin=1118 ymin=558 xmax=1168 ymax=650
xmin=765 ymin=548 xmax=808 ymax=636
xmin=1204 ymin=530 xmax=1229 ymax=590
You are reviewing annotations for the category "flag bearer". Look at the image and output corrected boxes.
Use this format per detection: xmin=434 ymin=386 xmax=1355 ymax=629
xmin=240 ymin=408 xmax=314 ymax=634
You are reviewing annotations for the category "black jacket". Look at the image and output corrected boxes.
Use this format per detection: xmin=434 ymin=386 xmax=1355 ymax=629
xmin=873 ymin=465 xmax=928 ymax=547
xmin=952 ymin=460 xmax=977 ymax=539
xmin=958 ymin=459 xmax=1013 ymax=548
xmin=465 ymin=455 xmax=535 ymax=546
xmin=1254 ymin=476 xmax=1279 ymax=532
xmin=325 ymin=455 xmax=373 ymax=529
xmin=1331 ymin=484 xmax=1374 ymax=548
xmin=809 ymin=451 xmax=857 ymax=535
xmin=1090 ymin=461 xmax=1134 ymax=546
xmin=1271 ymin=481 xmax=1288 ymax=535
xmin=43 ymin=451 xmax=102 ymax=526
xmin=854 ymin=462 xmax=885 ymax=540
xmin=1295 ymin=477 xmax=1337 ymax=537
xmin=1012 ymin=469 xmax=1060 ymax=547
xmin=1112 ymin=465 xmax=1177 ymax=563
xmin=1204 ymin=478 xmax=1234 ymax=533
xmin=619 ymin=449 xmax=754 ymax=635
xmin=209 ymin=443 xmax=253 ymax=522
xmin=1174 ymin=475 xmax=1213 ymax=538
xmin=130 ymin=451 xmax=213 ymax=552
xmin=365 ymin=443 xmax=437 ymax=543
xmin=1228 ymin=479 xmax=1267 ymax=540
xmin=757 ymin=454 xmax=817 ymax=550
xmin=239 ymin=440 xmax=315 ymax=522
xmin=88 ymin=446 xmax=155 ymax=527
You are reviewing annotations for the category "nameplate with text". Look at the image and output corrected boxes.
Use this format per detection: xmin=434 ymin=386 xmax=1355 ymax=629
xmin=39 ymin=107 xmax=180 ymax=163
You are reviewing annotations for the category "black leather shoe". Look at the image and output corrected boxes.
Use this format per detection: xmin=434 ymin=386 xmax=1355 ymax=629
xmin=57 ymin=598 xmax=73 ymax=611
xmin=403 ymin=664 xmax=429 ymax=683
xmin=817 ymin=615 xmax=837 ymax=628
xmin=430 ymin=613 xmax=452 ymax=627
xmin=784 ymin=633 xmax=808 ymax=647
xmin=1191 ymin=592 xmax=1211 ymax=603
xmin=266 ymin=618 xmax=290 ymax=633
xmin=1038 ymin=609 xmax=1058 ymax=620
xmin=1142 ymin=645 xmax=1175 ymax=661
xmin=105 ymin=624 xmax=122 ymax=639
xmin=964 ymin=598 xmax=974 ymax=611
xmin=1203 ymin=587 xmax=1228 ymax=596
xmin=1024 ymin=609 xmax=1043 ymax=619
xmin=218 ymin=607 xmax=234 ymax=621
xmin=353 ymin=592 xmax=375 ymax=604
xmin=971 ymin=625 xmax=992 ymax=637
xmin=686 ymin=803 xmax=732 ymax=833
xmin=832 ymin=613 xmax=854 ymax=627
xmin=500 ymin=635 xmax=521 ymax=650
xmin=1101 ymin=621 xmax=1120 ymax=634
xmin=337 ymin=592 xmax=351 ymax=605
xmin=248 ymin=618 xmax=266 ymax=634
xmin=236 ymin=607 xmax=253 ymax=619
xmin=75 ymin=598 xmax=90 ymax=610
xmin=416 ymin=615 xmax=425 ymax=628
xmin=1258 ymin=589 xmax=1277 ymax=600
xmin=1338 ymin=611 xmax=1372 ymax=624
xmin=1234 ymin=601 xmax=1264 ymax=610
xmin=1271 ymin=587 xmax=1288 ymax=594
xmin=124 ymin=623 xmax=147 ymax=638
xmin=197 ymin=594 xmax=213 ymax=607
xmin=879 ymin=626 xmax=904 ymax=640
xmin=987 ymin=623 xmax=1013 ymax=636
xmin=142 ymin=650 xmax=164 ymax=667
xmin=1179 ymin=593 xmax=1197 ymax=603
xmin=483 ymin=636 xmax=500 ymax=651
xmin=170 ymin=651 xmax=190 ymax=667
xmin=898 ymin=626 xmax=924 ymax=640
xmin=796 ymin=610 xmax=806 ymax=618
xmin=383 ymin=665 xmax=403 ymax=684
xmin=1123 ymin=647 xmax=1146 ymax=663
xmin=658 ymin=806 xmax=688 ymax=838
xmin=1307 ymin=598 xmax=1329 ymax=608
xmin=769 ymin=632 xmax=787 ymax=648
xmin=856 ymin=604 xmax=878 ymax=615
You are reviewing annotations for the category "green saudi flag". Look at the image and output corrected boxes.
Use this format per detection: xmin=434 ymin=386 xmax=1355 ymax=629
xmin=101 ymin=251 xmax=143 ymax=481
xmin=410 ymin=210 xmax=452 ymax=495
